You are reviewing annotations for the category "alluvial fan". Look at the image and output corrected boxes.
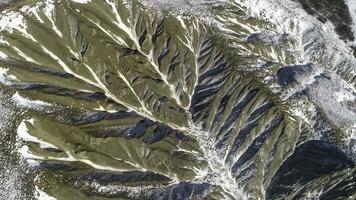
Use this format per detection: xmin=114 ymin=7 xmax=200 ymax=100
xmin=0 ymin=0 xmax=355 ymax=199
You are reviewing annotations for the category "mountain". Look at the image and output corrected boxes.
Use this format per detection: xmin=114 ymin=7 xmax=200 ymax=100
xmin=0 ymin=0 xmax=355 ymax=199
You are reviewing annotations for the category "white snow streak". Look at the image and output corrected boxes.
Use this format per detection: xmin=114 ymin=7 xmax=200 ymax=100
xmin=12 ymin=92 xmax=51 ymax=108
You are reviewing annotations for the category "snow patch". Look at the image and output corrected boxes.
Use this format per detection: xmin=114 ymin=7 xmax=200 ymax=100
xmin=17 ymin=119 xmax=58 ymax=149
xmin=291 ymin=108 xmax=310 ymax=124
xmin=93 ymin=105 xmax=118 ymax=113
xmin=35 ymin=186 xmax=57 ymax=200
xmin=71 ymin=0 xmax=92 ymax=4
xmin=0 ymin=67 xmax=9 ymax=84
xmin=18 ymin=145 xmax=76 ymax=161
xmin=0 ymin=51 xmax=7 ymax=58
xmin=350 ymin=124 xmax=356 ymax=139
xmin=347 ymin=0 xmax=356 ymax=41
xmin=333 ymin=87 xmax=356 ymax=103
xmin=0 ymin=11 xmax=26 ymax=33
xmin=12 ymin=92 xmax=51 ymax=108
xmin=237 ymin=0 xmax=356 ymax=77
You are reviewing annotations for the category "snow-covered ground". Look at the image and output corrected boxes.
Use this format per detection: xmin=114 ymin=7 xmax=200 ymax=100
xmin=347 ymin=0 xmax=356 ymax=42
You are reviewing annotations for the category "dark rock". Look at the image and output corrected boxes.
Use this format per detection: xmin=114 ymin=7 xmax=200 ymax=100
xmin=266 ymin=140 xmax=354 ymax=199
xmin=276 ymin=64 xmax=313 ymax=86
